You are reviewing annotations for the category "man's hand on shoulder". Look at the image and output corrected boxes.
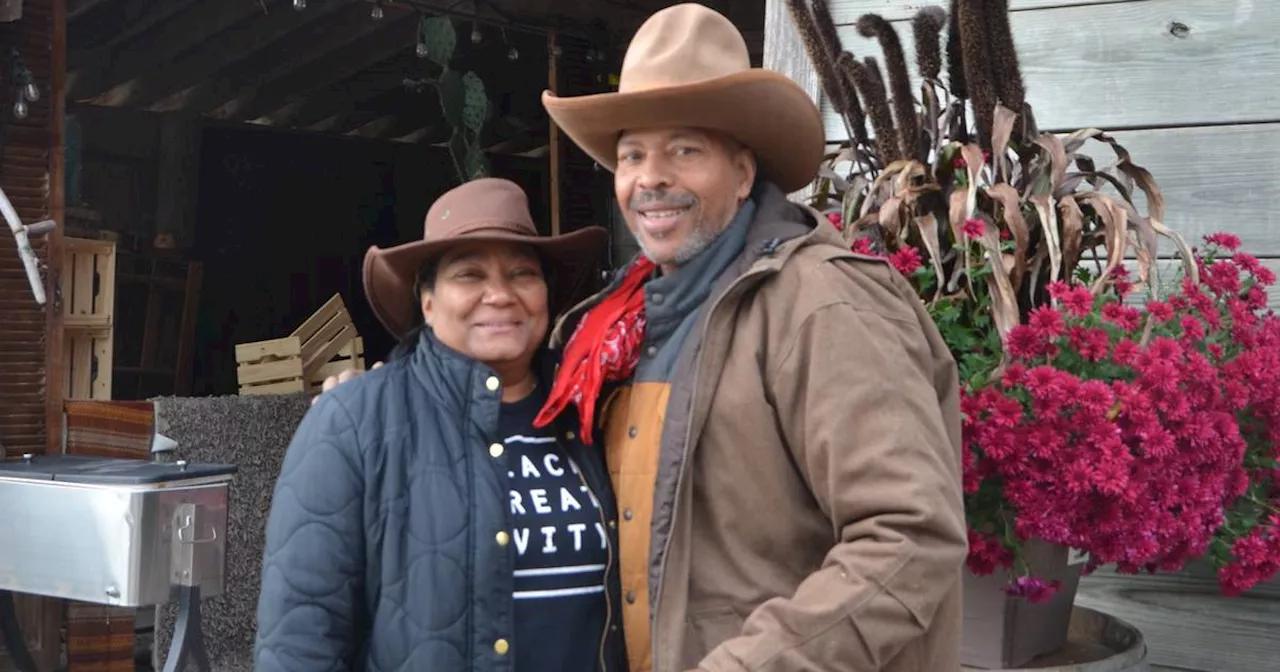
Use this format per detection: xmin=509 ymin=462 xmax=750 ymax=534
xmin=310 ymin=361 xmax=383 ymax=406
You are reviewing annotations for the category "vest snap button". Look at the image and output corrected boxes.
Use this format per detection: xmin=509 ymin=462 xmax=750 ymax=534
xmin=485 ymin=376 xmax=500 ymax=391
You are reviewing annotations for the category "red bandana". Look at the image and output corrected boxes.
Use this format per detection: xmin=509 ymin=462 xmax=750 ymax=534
xmin=534 ymin=256 xmax=657 ymax=444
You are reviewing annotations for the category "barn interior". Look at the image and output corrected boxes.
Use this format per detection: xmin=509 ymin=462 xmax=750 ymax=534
xmin=63 ymin=0 xmax=765 ymax=401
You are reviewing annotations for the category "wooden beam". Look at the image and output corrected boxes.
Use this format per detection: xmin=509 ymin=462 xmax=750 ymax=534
xmin=149 ymin=2 xmax=403 ymax=115
xmin=88 ymin=0 xmax=347 ymax=109
xmin=67 ymin=0 xmax=110 ymax=21
xmin=69 ymin=0 xmax=201 ymax=70
xmin=316 ymin=85 xmax=414 ymax=135
xmin=369 ymin=116 xmax=442 ymax=142
xmin=254 ymin=51 xmax=422 ymax=128
xmin=548 ymin=31 xmax=561 ymax=236
xmin=346 ymin=114 xmax=399 ymax=139
xmin=391 ymin=126 xmax=435 ymax=143
xmin=209 ymin=9 xmax=419 ymax=123
xmin=68 ymin=0 xmax=270 ymax=102
xmin=762 ymin=0 xmax=820 ymax=201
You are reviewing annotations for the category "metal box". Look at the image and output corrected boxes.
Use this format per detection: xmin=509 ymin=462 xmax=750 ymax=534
xmin=0 ymin=455 xmax=236 ymax=608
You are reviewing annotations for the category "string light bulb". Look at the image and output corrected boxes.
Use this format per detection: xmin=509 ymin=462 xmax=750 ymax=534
xmin=371 ymin=3 xmax=384 ymax=20
xmin=416 ymin=42 xmax=429 ymax=58
xmin=508 ymin=46 xmax=519 ymax=61
xmin=292 ymin=0 xmax=305 ymax=9
xmin=471 ymin=26 xmax=483 ymax=44
xmin=23 ymin=82 xmax=38 ymax=102
xmin=13 ymin=98 xmax=26 ymax=120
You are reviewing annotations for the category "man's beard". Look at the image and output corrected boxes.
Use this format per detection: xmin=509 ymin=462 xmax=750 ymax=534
xmin=639 ymin=218 xmax=718 ymax=268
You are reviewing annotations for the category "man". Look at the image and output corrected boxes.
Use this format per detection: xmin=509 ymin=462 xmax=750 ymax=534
xmin=323 ymin=5 xmax=967 ymax=671
xmin=533 ymin=5 xmax=966 ymax=672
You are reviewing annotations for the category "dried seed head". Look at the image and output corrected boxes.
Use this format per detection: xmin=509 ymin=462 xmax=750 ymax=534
xmin=807 ymin=0 xmax=869 ymax=144
xmin=856 ymin=14 xmax=919 ymax=160
xmin=912 ymin=6 xmax=948 ymax=82
xmin=958 ymin=0 xmax=999 ymax=149
xmin=945 ymin=0 xmax=967 ymax=99
xmin=785 ymin=1 xmax=849 ymax=115
xmin=841 ymin=53 xmax=902 ymax=165
xmin=809 ymin=0 xmax=845 ymax=59
xmin=983 ymin=0 xmax=1026 ymax=118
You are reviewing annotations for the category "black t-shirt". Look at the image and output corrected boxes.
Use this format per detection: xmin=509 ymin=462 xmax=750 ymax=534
xmin=499 ymin=384 xmax=609 ymax=672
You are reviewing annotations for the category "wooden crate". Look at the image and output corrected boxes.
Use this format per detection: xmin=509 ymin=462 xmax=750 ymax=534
xmin=308 ymin=337 xmax=366 ymax=392
xmin=293 ymin=293 xmax=359 ymax=374
xmin=235 ymin=294 xmax=364 ymax=395
xmin=62 ymin=237 xmax=116 ymax=329
xmin=64 ymin=327 xmax=113 ymax=400
xmin=235 ymin=337 xmax=307 ymax=396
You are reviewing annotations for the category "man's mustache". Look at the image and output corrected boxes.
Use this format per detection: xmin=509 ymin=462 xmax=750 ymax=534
xmin=629 ymin=190 xmax=697 ymax=212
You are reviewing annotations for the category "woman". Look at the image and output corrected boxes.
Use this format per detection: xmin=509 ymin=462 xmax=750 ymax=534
xmin=254 ymin=178 xmax=626 ymax=672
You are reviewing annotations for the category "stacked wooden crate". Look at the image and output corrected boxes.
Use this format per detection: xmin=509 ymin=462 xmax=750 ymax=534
xmin=62 ymin=236 xmax=116 ymax=400
xmin=234 ymin=294 xmax=365 ymax=395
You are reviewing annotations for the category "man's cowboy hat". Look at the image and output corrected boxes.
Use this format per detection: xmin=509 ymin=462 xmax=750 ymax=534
xmin=362 ymin=177 xmax=608 ymax=338
xmin=541 ymin=3 xmax=824 ymax=193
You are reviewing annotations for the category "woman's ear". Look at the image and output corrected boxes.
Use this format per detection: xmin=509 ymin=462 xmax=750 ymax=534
xmin=420 ymin=291 xmax=433 ymax=328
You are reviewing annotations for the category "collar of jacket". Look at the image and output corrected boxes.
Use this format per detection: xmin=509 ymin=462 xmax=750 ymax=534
xmin=412 ymin=323 xmax=594 ymax=441
xmin=550 ymin=180 xmax=847 ymax=349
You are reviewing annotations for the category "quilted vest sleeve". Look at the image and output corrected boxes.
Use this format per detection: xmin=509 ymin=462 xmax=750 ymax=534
xmin=255 ymin=393 xmax=366 ymax=671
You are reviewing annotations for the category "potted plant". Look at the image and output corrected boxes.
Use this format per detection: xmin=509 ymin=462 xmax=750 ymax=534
xmin=786 ymin=0 xmax=1280 ymax=667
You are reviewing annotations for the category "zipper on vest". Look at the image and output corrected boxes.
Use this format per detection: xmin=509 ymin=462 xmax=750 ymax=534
xmin=571 ymin=455 xmax=614 ymax=672
xmin=648 ymin=267 xmax=770 ymax=671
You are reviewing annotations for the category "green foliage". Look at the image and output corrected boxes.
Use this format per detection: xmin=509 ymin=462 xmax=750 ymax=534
xmin=415 ymin=16 xmax=492 ymax=184
xmin=418 ymin=15 xmax=456 ymax=67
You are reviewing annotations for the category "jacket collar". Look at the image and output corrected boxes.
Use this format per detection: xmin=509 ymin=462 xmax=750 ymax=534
xmin=549 ymin=180 xmax=846 ymax=347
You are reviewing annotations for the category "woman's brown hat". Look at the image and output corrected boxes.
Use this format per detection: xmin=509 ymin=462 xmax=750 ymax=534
xmin=362 ymin=177 xmax=608 ymax=338
xmin=541 ymin=3 xmax=824 ymax=193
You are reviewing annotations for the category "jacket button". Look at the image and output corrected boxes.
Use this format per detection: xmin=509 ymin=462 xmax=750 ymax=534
xmin=496 ymin=531 xmax=510 ymax=546
xmin=623 ymin=508 xmax=633 ymax=521
xmin=645 ymin=345 xmax=658 ymax=357
xmin=628 ymin=426 xmax=638 ymax=439
xmin=608 ymin=520 xmax=617 ymax=529
xmin=565 ymin=430 xmax=576 ymax=441
xmin=485 ymin=376 xmax=500 ymax=391
xmin=625 ymin=591 xmax=636 ymax=604
xmin=488 ymin=443 xmax=504 ymax=458
xmin=494 ymin=638 xmax=510 ymax=655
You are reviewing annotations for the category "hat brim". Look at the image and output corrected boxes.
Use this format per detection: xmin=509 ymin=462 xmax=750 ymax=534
xmin=363 ymin=226 xmax=609 ymax=339
xmin=542 ymin=69 xmax=825 ymax=193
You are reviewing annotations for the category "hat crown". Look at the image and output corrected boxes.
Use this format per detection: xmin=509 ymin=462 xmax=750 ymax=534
xmin=618 ymin=4 xmax=749 ymax=94
xmin=422 ymin=177 xmax=537 ymax=241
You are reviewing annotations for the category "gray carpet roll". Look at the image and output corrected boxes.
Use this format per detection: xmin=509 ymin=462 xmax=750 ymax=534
xmin=150 ymin=392 xmax=311 ymax=672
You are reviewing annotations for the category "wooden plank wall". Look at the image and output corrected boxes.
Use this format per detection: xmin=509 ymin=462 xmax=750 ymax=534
xmin=0 ymin=0 xmax=66 ymax=669
xmin=764 ymin=1 xmax=1280 ymax=670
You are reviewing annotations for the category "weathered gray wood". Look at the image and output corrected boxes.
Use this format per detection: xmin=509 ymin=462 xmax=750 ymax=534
xmin=1076 ymin=564 xmax=1280 ymax=671
xmin=825 ymin=0 xmax=1132 ymax=24
xmin=764 ymin=0 xmax=821 ymax=201
xmin=1122 ymin=258 xmax=1280 ymax=310
xmin=817 ymin=0 xmax=1280 ymax=136
xmin=1098 ymin=122 xmax=1280 ymax=257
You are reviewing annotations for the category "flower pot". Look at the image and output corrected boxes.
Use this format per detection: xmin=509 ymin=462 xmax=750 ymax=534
xmin=962 ymin=540 xmax=1087 ymax=669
